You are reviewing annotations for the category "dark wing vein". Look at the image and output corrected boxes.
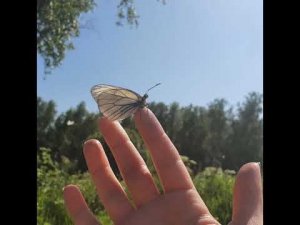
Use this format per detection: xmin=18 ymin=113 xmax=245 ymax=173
xmin=91 ymin=85 xmax=143 ymax=120
xmin=108 ymin=104 xmax=138 ymax=121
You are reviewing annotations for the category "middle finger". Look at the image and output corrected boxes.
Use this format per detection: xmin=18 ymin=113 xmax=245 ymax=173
xmin=99 ymin=117 xmax=160 ymax=208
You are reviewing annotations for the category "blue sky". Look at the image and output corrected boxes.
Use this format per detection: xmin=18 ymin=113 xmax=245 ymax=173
xmin=37 ymin=0 xmax=263 ymax=114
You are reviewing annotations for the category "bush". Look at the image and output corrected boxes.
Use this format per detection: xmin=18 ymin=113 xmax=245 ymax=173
xmin=38 ymin=148 xmax=235 ymax=225
xmin=37 ymin=147 xmax=111 ymax=225
xmin=193 ymin=167 xmax=235 ymax=225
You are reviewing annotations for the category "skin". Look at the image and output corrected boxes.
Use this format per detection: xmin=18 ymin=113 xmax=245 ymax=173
xmin=63 ymin=108 xmax=263 ymax=225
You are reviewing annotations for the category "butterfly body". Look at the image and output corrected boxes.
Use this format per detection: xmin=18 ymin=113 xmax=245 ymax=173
xmin=91 ymin=84 xmax=159 ymax=121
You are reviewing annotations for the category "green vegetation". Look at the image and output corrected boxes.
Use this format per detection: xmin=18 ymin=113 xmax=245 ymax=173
xmin=37 ymin=0 xmax=96 ymax=72
xmin=193 ymin=167 xmax=235 ymax=224
xmin=37 ymin=0 xmax=163 ymax=73
xmin=38 ymin=148 xmax=236 ymax=225
xmin=37 ymin=93 xmax=262 ymax=224
xmin=38 ymin=147 xmax=110 ymax=224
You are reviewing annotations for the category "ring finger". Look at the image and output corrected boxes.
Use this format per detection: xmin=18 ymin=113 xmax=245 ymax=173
xmin=99 ymin=117 xmax=160 ymax=208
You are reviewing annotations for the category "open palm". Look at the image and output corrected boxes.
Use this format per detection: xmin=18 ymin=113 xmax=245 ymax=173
xmin=64 ymin=108 xmax=262 ymax=225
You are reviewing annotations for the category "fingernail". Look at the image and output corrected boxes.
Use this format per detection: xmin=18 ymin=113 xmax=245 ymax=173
xmin=256 ymin=162 xmax=262 ymax=170
xmin=256 ymin=162 xmax=263 ymax=179
xmin=84 ymin=139 xmax=100 ymax=146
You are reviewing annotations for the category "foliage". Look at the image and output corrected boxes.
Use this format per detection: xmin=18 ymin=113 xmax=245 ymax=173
xmin=37 ymin=0 xmax=166 ymax=74
xmin=37 ymin=94 xmax=262 ymax=223
xmin=37 ymin=0 xmax=96 ymax=73
xmin=193 ymin=167 xmax=235 ymax=225
xmin=224 ymin=92 xmax=263 ymax=170
xmin=147 ymin=93 xmax=263 ymax=171
xmin=37 ymin=92 xmax=263 ymax=173
xmin=38 ymin=148 xmax=235 ymax=225
xmin=116 ymin=0 xmax=139 ymax=27
xmin=37 ymin=101 xmax=99 ymax=172
xmin=38 ymin=147 xmax=111 ymax=225
xmin=37 ymin=97 xmax=57 ymax=151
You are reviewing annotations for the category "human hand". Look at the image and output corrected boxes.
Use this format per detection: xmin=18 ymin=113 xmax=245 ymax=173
xmin=63 ymin=108 xmax=263 ymax=225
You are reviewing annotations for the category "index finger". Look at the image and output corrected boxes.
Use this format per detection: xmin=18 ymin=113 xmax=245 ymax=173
xmin=134 ymin=108 xmax=194 ymax=192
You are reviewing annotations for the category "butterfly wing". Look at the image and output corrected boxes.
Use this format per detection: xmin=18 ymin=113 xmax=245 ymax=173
xmin=91 ymin=84 xmax=142 ymax=121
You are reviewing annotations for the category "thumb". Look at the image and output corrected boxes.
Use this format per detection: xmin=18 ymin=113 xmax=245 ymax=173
xmin=229 ymin=163 xmax=263 ymax=225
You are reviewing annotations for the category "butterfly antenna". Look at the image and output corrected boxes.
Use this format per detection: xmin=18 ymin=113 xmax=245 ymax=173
xmin=146 ymin=83 xmax=161 ymax=94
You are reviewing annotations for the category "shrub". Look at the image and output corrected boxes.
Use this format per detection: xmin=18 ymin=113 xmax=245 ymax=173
xmin=37 ymin=147 xmax=110 ymax=224
xmin=38 ymin=148 xmax=234 ymax=225
xmin=193 ymin=167 xmax=235 ymax=225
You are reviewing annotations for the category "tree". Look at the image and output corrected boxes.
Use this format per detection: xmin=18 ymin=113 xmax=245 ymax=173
xmin=165 ymin=102 xmax=182 ymax=144
xmin=176 ymin=105 xmax=208 ymax=169
xmin=37 ymin=92 xmax=263 ymax=173
xmin=202 ymin=99 xmax=231 ymax=168
xmin=37 ymin=0 xmax=96 ymax=73
xmin=52 ymin=102 xmax=98 ymax=172
xmin=37 ymin=0 xmax=164 ymax=74
xmin=37 ymin=97 xmax=57 ymax=150
xmin=224 ymin=92 xmax=263 ymax=170
xmin=116 ymin=0 xmax=140 ymax=27
xmin=37 ymin=0 xmax=95 ymax=69
xmin=148 ymin=102 xmax=169 ymax=129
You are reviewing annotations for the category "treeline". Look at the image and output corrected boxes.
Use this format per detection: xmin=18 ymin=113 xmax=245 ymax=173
xmin=37 ymin=92 xmax=263 ymax=173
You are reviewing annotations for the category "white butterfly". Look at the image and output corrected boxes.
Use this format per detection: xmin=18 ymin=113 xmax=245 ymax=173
xmin=91 ymin=83 xmax=160 ymax=121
